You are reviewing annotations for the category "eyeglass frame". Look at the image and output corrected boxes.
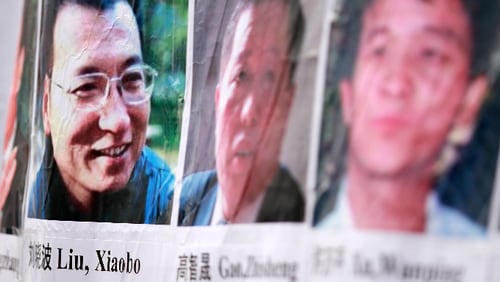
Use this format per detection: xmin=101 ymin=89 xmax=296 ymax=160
xmin=50 ymin=64 xmax=158 ymax=110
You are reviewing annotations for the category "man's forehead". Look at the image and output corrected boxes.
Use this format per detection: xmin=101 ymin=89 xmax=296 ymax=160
xmin=53 ymin=2 xmax=139 ymax=62
xmin=362 ymin=0 xmax=471 ymax=45
xmin=231 ymin=2 xmax=289 ymax=57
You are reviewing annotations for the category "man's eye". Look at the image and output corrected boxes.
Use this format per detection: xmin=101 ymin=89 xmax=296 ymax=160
xmin=122 ymin=72 xmax=144 ymax=91
xmin=122 ymin=71 xmax=144 ymax=84
xmin=371 ymin=45 xmax=386 ymax=58
xmin=265 ymin=70 xmax=275 ymax=82
xmin=235 ymin=70 xmax=247 ymax=82
xmin=71 ymin=83 xmax=99 ymax=98
xmin=420 ymin=47 xmax=445 ymax=63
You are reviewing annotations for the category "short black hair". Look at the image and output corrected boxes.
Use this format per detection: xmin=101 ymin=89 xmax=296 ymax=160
xmin=41 ymin=0 xmax=141 ymax=78
xmin=218 ymin=0 xmax=304 ymax=80
xmin=337 ymin=0 xmax=500 ymax=80
xmin=59 ymin=0 xmax=124 ymax=9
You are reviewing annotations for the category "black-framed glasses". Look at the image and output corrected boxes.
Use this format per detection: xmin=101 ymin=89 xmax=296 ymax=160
xmin=52 ymin=64 xmax=158 ymax=110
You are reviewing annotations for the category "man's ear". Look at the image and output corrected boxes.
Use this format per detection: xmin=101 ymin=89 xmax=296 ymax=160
xmin=340 ymin=78 xmax=354 ymax=125
xmin=282 ymin=63 xmax=294 ymax=108
xmin=273 ymin=82 xmax=295 ymax=124
xmin=284 ymin=82 xmax=295 ymax=110
xmin=454 ymin=75 xmax=488 ymax=132
xmin=42 ymin=75 xmax=51 ymax=136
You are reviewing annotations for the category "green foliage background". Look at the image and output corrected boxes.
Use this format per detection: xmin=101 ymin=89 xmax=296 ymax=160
xmin=136 ymin=0 xmax=188 ymax=170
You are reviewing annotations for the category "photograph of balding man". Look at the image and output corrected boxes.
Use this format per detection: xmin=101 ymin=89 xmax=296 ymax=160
xmin=28 ymin=0 xmax=187 ymax=224
xmin=178 ymin=0 xmax=309 ymax=226
xmin=314 ymin=0 xmax=500 ymax=237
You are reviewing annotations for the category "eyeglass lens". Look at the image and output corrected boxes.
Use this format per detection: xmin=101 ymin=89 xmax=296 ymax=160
xmin=66 ymin=66 xmax=155 ymax=109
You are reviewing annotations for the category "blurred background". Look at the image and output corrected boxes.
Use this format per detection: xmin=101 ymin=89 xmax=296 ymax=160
xmin=0 ymin=1 xmax=23 ymax=154
xmin=135 ymin=0 xmax=188 ymax=172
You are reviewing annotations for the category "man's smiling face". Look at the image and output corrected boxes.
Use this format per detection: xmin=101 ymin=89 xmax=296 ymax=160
xmin=43 ymin=2 xmax=149 ymax=198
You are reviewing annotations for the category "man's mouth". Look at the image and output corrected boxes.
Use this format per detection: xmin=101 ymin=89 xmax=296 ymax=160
xmin=235 ymin=151 xmax=253 ymax=157
xmin=96 ymin=144 xmax=129 ymax=157
xmin=372 ymin=116 xmax=409 ymax=129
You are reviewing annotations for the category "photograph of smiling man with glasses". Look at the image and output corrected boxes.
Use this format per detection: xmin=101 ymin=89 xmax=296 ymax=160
xmin=27 ymin=0 xmax=185 ymax=224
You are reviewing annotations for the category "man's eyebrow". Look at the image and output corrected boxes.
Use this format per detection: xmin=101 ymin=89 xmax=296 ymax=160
xmin=74 ymin=55 xmax=143 ymax=76
xmin=235 ymin=50 xmax=251 ymax=62
xmin=121 ymin=55 xmax=143 ymax=69
xmin=362 ymin=26 xmax=388 ymax=43
xmin=75 ymin=66 xmax=101 ymax=76
xmin=235 ymin=47 xmax=282 ymax=62
xmin=423 ymin=25 xmax=469 ymax=51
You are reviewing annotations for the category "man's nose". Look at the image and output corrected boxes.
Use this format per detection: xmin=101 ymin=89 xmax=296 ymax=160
xmin=98 ymin=84 xmax=131 ymax=134
xmin=382 ymin=55 xmax=412 ymax=98
xmin=240 ymin=95 xmax=260 ymax=127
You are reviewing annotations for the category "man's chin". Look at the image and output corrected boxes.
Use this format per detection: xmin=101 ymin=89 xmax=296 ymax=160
xmin=351 ymin=152 xmax=414 ymax=178
xmin=231 ymin=154 xmax=255 ymax=170
xmin=86 ymin=175 xmax=130 ymax=193
xmin=357 ymin=160 xmax=429 ymax=180
xmin=218 ymin=167 xmax=251 ymax=189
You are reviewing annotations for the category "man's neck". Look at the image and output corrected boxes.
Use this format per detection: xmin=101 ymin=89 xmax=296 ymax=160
xmin=219 ymin=165 xmax=277 ymax=223
xmin=347 ymin=163 xmax=433 ymax=232
xmin=58 ymin=169 xmax=94 ymax=215
xmin=216 ymin=188 xmax=266 ymax=224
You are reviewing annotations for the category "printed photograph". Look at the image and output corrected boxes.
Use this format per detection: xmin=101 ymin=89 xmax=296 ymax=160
xmin=314 ymin=0 xmax=500 ymax=237
xmin=26 ymin=0 xmax=187 ymax=224
xmin=0 ymin=0 xmax=38 ymax=234
xmin=178 ymin=0 xmax=311 ymax=226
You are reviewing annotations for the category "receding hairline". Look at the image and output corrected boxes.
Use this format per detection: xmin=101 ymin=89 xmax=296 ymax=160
xmin=55 ymin=0 xmax=133 ymax=28
xmin=363 ymin=0 xmax=472 ymax=44
xmin=218 ymin=0 xmax=304 ymax=80
xmin=46 ymin=0 xmax=136 ymax=75
xmin=340 ymin=0 xmax=496 ymax=79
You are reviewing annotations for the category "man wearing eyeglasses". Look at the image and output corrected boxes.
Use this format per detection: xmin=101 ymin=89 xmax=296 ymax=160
xmin=28 ymin=0 xmax=174 ymax=223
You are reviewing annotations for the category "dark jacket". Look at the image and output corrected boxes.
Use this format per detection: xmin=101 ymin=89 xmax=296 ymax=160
xmin=179 ymin=166 xmax=304 ymax=225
